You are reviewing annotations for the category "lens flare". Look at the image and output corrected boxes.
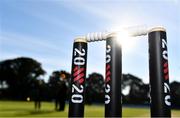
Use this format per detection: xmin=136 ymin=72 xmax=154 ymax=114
xmin=115 ymin=30 xmax=135 ymax=53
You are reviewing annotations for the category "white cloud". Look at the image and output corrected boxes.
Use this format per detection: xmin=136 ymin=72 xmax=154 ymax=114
xmin=62 ymin=1 xmax=143 ymax=27
xmin=1 ymin=31 xmax=68 ymax=55
xmin=4 ymin=2 xmax=79 ymax=34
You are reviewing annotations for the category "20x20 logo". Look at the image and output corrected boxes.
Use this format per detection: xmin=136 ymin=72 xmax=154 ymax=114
xmin=162 ymin=38 xmax=171 ymax=106
xmin=71 ymin=48 xmax=86 ymax=104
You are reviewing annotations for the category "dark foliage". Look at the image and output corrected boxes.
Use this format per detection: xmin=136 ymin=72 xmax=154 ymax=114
xmin=170 ymin=81 xmax=180 ymax=108
xmin=122 ymin=74 xmax=149 ymax=104
xmin=85 ymin=72 xmax=105 ymax=104
xmin=0 ymin=57 xmax=180 ymax=108
xmin=0 ymin=57 xmax=45 ymax=100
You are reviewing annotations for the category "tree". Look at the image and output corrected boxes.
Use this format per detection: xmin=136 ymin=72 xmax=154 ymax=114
xmin=0 ymin=57 xmax=45 ymax=100
xmin=122 ymin=74 xmax=149 ymax=104
xmin=170 ymin=81 xmax=180 ymax=108
xmin=86 ymin=73 xmax=104 ymax=104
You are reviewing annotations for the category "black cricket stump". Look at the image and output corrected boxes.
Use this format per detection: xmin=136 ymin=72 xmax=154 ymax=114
xmin=148 ymin=28 xmax=171 ymax=117
xmin=105 ymin=35 xmax=122 ymax=117
xmin=68 ymin=39 xmax=88 ymax=117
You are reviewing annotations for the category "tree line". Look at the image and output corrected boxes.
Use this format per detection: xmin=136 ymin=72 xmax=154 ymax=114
xmin=0 ymin=57 xmax=180 ymax=108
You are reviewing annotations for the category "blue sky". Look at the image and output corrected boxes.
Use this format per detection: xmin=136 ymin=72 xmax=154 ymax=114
xmin=0 ymin=0 xmax=179 ymax=83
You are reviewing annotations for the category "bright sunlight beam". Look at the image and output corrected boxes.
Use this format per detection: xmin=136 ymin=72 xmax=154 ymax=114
xmin=115 ymin=30 xmax=136 ymax=53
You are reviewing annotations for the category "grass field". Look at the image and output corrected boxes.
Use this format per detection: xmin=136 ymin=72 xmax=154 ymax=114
xmin=0 ymin=101 xmax=180 ymax=117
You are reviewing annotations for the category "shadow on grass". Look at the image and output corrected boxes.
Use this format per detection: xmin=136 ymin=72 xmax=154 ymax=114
xmin=14 ymin=110 xmax=54 ymax=117
xmin=0 ymin=108 xmax=30 ymax=112
xmin=30 ymin=110 xmax=54 ymax=114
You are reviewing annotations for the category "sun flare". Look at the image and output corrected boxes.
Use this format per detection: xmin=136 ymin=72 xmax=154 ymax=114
xmin=115 ymin=30 xmax=135 ymax=53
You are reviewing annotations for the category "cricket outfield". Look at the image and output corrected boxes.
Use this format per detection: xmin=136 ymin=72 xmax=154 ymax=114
xmin=0 ymin=101 xmax=180 ymax=117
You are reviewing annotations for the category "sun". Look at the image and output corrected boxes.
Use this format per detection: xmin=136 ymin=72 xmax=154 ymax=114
xmin=115 ymin=30 xmax=136 ymax=53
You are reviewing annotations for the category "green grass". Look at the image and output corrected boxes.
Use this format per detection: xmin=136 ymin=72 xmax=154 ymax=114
xmin=0 ymin=101 xmax=180 ymax=117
